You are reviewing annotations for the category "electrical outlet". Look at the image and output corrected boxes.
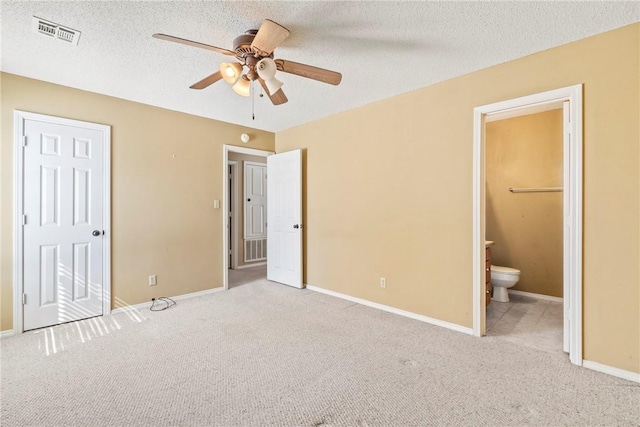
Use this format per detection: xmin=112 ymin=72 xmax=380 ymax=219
xmin=149 ymin=275 xmax=157 ymax=286
xmin=380 ymin=277 xmax=386 ymax=288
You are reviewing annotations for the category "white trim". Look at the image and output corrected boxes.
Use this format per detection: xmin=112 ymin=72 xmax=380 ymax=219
xmin=222 ymin=145 xmax=273 ymax=290
xmin=582 ymin=360 xmax=640 ymax=383
xmin=102 ymin=118 xmax=112 ymax=318
xmin=0 ymin=330 xmax=16 ymax=339
xmin=13 ymin=111 xmax=111 ymax=334
xmin=306 ymin=285 xmax=474 ymax=336
xmin=170 ymin=286 xmax=225 ymax=301
xmin=111 ymin=287 xmax=225 ymax=315
xmin=472 ymin=108 xmax=484 ymax=337
xmin=110 ymin=301 xmax=150 ymax=316
xmin=228 ymin=161 xmax=239 ymax=270
xmin=508 ymin=290 xmax=563 ymax=303
xmin=472 ymin=84 xmax=583 ymax=366
xmin=13 ymin=112 xmax=23 ymax=335
xmin=235 ymin=262 xmax=267 ymax=270
xmin=485 ymin=100 xmax=563 ymax=122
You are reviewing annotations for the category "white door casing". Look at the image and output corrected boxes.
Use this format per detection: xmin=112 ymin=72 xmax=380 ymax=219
xmin=222 ymin=145 xmax=273 ymax=290
xmin=14 ymin=111 xmax=111 ymax=333
xmin=472 ymin=85 xmax=583 ymax=366
xmin=267 ymin=149 xmax=303 ymax=288
xmin=244 ymin=161 xmax=267 ymax=240
xmin=228 ymin=161 xmax=238 ymax=269
xmin=562 ymin=100 xmax=571 ymax=353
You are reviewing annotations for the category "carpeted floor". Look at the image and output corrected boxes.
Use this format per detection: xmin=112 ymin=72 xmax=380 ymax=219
xmin=1 ymin=279 xmax=638 ymax=426
xmin=229 ymin=265 xmax=267 ymax=289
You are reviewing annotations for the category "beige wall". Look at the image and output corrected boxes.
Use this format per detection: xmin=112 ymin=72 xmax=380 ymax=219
xmin=0 ymin=73 xmax=275 ymax=330
xmin=276 ymin=24 xmax=639 ymax=373
xmin=486 ymin=110 xmax=563 ymax=297
xmin=228 ymin=152 xmax=267 ymax=268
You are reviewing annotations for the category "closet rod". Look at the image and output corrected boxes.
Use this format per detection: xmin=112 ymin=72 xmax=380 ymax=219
xmin=509 ymin=187 xmax=563 ymax=193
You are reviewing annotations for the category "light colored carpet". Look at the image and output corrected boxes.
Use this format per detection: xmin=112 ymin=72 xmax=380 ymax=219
xmin=2 ymin=279 xmax=639 ymax=426
xmin=229 ymin=265 xmax=267 ymax=289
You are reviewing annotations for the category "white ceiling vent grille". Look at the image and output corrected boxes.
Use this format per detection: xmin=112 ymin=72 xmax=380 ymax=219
xmin=32 ymin=17 xmax=81 ymax=46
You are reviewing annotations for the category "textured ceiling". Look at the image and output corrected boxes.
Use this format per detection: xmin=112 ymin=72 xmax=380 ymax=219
xmin=1 ymin=1 xmax=638 ymax=132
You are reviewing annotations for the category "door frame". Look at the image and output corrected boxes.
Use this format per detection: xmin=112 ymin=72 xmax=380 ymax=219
xmin=13 ymin=110 xmax=112 ymax=334
xmin=222 ymin=145 xmax=273 ymax=290
xmin=472 ymin=84 xmax=583 ymax=365
xmin=228 ymin=160 xmax=239 ymax=270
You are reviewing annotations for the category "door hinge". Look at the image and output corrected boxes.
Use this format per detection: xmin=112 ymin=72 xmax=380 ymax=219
xmin=22 ymin=215 xmax=27 ymax=225
xmin=22 ymin=294 xmax=27 ymax=305
xmin=229 ymin=249 xmax=232 ymax=255
xmin=22 ymin=136 xmax=27 ymax=147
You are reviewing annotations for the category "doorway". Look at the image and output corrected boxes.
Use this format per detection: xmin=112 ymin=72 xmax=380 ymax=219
xmin=13 ymin=111 xmax=111 ymax=333
xmin=223 ymin=145 xmax=273 ymax=290
xmin=223 ymin=145 xmax=304 ymax=290
xmin=472 ymin=85 xmax=583 ymax=366
xmin=484 ymin=107 xmax=564 ymax=353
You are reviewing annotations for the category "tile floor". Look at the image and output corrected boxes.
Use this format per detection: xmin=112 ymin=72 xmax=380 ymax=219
xmin=486 ymin=293 xmax=564 ymax=354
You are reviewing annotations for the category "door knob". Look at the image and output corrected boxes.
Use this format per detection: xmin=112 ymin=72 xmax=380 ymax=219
xmin=92 ymin=230 xmax=101 ymax=236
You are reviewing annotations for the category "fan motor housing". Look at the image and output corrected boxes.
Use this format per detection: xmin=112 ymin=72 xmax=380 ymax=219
xmin=233 ymin=30 xmax=258 ymax=57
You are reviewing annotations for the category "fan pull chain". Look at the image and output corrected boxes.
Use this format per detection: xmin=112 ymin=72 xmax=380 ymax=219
xmin=251 ymin=80 xmax=255 ymax=121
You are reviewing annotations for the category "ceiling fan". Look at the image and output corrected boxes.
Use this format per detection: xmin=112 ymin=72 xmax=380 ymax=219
xmin=153 ymin=19 xmax=342 ymax=106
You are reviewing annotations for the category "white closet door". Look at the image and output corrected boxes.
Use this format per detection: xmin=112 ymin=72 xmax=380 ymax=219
xmin=22 ymin=118 xmax=105 ymax=331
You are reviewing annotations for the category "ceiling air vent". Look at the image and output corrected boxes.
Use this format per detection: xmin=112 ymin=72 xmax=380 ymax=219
xmin=32 ymin=16 xmax=81 ymax=46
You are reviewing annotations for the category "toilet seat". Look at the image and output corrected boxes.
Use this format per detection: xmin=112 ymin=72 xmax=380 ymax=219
xmin=491 ymin=265 xmax=520 ymax=275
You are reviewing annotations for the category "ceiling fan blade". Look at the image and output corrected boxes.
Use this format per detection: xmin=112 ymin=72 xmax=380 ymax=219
xmin=251 ymin=20 xmax=290 ymax=56
xmin=153 ymin=33 xmax=235 ymax=56
xmin=258 ymin=79 xmax=288 ymax=105
xmin=274 ymin=59 xmax=342 ymax=85
xmin=189 ymin=71 xmax=223 ymax=90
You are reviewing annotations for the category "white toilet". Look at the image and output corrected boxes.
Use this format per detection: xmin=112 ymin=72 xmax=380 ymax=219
xmin=490 ymin=265 xmax=521 ymax=302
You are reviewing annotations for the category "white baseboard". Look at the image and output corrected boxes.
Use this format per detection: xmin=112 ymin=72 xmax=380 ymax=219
xmin=306 ymin=285 xmax=473 ymax=336
xmin=111 ymin=301 xmax=150 ymax=315
xmin=583 ymin=360 xmax=640 ymax=383
xmin=111 ymin=287 xmax=225 ymax=315
xmin=170 ymin=286 xmax=225 ymax=301
xmin=235 ymin=262 xmax=266 ymax=270
xmin=509 ymin=289 xmax=563 ymax=303
xmin=0 ymin=329 xmax=15 ymax=339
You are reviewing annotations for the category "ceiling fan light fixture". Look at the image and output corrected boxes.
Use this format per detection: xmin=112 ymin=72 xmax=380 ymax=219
xmin=264 ymin=77 xmax=283 ymax=95
xmin=256 ymin=58 xmax=277 ymax=80
xmin=232 ymin=76 xmax=251 ymax=97
xmin=220 ymin=62 xmax=242 ymax=84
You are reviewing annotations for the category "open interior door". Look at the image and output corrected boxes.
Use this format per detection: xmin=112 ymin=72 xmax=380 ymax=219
xmin=267 ymin=149 xmax=303 ymax=288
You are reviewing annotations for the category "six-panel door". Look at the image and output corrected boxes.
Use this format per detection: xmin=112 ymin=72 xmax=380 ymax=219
xmin=22 ymin=119 xmax=104 ymax=331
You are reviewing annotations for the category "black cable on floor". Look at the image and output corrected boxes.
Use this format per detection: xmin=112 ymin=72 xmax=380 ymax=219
xmin=150 ymin=297 xmax=176 ymax=311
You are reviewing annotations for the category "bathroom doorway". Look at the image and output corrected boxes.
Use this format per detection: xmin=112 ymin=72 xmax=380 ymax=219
xmin=472 ymin=85 xmax=583 ymax=366
xmin=484 ymin=108 xmax=564 ymax=353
